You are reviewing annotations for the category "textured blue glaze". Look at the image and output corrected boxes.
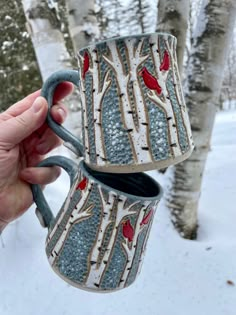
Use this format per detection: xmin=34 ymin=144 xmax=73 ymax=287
xmin=46 ymin=188 xmax=82 ymax=257
xmin=41 ymin=70 xmax=84 ymax=157
xmin=100 ymin=225 xmax=127 ymax=290
xmin=158 ymin=36 xmax=189 ymax=153
xmin=166 ymin=71 xmax=189 ymax=153
xmin=137 ymin=39 xmax=171 ymax=160
xmin=84 ymin=72 xmax=97 ymax=164
xmin=147 ymin=103 xmax=171 ymax=160
xmin=126 ymin=228 xmax=147 ymax=286
xmin=100 ymin=202 xmax=141 ymax=290
xmin=102 ymin=74 xmax=134 ymax=165
xmin=55 ymin=185 xmax=102 ymax=284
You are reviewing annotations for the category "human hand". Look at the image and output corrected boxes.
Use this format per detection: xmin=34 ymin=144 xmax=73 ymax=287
xmin=0 ymin=82 xmax=73 ymax=232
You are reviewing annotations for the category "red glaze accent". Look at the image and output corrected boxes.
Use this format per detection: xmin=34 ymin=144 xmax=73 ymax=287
xmin=160 ymin=50 xmax=170 ymax=71
xmin=140 ymin=209 xmax=154 ymax=226
xmin=139 ymin=67 xmax=162 ymax=95
xmin=82 ymin=51 xmax=90 ymax=79
xmin=122 ymin=220 xmax=134 ymax=242
xmin=76 ymin=177 xmax=87 ymax=190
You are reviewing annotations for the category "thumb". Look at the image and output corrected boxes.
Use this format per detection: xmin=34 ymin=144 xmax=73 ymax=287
xmin=0 ymin=97 xmax=48 ymax=147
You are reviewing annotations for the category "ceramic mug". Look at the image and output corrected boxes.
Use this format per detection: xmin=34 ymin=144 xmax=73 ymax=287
xmin=32 ymin=156 xmax=162 ymax=292
xmin=42 ymin=32 xmax=193 ymax=173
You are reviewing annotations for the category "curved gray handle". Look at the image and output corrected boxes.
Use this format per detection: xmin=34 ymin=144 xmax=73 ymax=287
xmin=31 ymin=156 xmax=78 ymax=228
xmin=41 ymin=70 xmax=84 ymax=156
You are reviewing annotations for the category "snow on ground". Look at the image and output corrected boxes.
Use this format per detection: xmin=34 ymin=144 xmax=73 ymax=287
xmin=0 ymin=110 xmax=236 ymax=315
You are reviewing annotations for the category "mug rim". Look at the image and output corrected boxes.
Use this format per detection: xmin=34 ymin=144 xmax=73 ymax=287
xmin=79 ymin=32 xmax=176 ymax=51
xmin=79 ymin=159 xmax=163 ymax=202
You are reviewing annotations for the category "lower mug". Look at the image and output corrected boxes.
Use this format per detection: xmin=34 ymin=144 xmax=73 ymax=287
xmin=31 ymin=156 xmax=163 ymax=292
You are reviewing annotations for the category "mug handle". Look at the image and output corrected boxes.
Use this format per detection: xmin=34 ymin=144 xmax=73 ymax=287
xmin=31 ymin=156 xmax=78 ymax=229
xmin=41 ymin=70 xmax=84 ymax=156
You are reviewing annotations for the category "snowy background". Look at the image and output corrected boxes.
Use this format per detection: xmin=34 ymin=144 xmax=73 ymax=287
xmin=0 ymin=109 xmax=236 ymax=315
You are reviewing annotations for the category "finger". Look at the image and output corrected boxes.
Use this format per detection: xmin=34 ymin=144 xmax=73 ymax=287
xmin=34 ymin=129 xmax=63 ymax=155
xmin=20 ymin=166 xmax=61 ymax=185
xmin=31 ymin=103 xmax=68 ymax=139
xmin=5 ymin=90 xmax=41 ymax=117
xmin=50 ymin=103 xmax=68 ymax=125
xmin=5 ymin=82 xmax=73 ymax=117
xmin=22 ymin=151 xmax=44 ymax=168
xmin=0 ymin=97 xmax=48 ymax=148
xmin=53 ymin=82 xmax=74 ymax=104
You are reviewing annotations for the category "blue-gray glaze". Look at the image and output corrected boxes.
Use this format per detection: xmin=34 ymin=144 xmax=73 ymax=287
xmin=166 ymin=71 xmax=189 ymax=153
xmin=84 ymin=72 xmax=97 ymax=164
xmin=100 ymin=225 xmax=127 ymax=290
xmin=55 ymin=185 xmax=102 ymax=283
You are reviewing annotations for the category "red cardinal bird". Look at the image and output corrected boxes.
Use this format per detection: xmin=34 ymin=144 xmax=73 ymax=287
xmin=122 ymin=220 xmax=134 ymax=242
xmin=160 ymin=50 xmax=170 ymax=71
xmin=76 ymin=177 xmax=87 ymax=190
xmin=140 ymin=209 xmax=153 ymax=226
xmin=82 ymin=51 xmax=90 ymax=79
xmin=139 ymin=67 xmax=162 ymax=95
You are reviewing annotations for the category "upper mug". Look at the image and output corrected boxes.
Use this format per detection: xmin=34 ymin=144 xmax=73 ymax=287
xmin=42 ymin=32 xmax=194 ymax=173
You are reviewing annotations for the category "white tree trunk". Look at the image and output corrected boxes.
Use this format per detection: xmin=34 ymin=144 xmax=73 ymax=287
xmin=22 ymin=0 xmax=82 ymax=150
xmin=156 ymin=0 xmax=190 ymax=75
xmin=167 ymin=0 xmax=236 ymax=239
xmin=65 ymin=0 xmax=99 ymax=51
xmin=22 ymin=0 xmax=71 ymax=81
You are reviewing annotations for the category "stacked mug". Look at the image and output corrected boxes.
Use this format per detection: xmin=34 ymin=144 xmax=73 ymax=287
xmin=32 ymin=32 xmax=194 ymax=292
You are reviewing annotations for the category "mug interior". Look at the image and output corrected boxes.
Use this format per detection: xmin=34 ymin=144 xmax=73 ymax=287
xmin=82 ymin=162 xmax=162 ymax=199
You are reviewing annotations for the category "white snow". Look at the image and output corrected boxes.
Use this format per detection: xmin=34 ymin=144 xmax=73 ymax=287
xmin=1 ymin=110 xmax=236 ymax=315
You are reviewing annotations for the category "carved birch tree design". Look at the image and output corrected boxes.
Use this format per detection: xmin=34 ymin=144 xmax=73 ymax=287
xmin=147 ymin=35 xmax=184 ymax=157
xmin=164 ymin=39 xmax=193 ymax=144
xmin=85 ymin=193 xmax=137 ymax=288
xmin=102 ymin=39 xmax=152 ymax=164
xmin=45 ymin=169 xmax=161 ymax=290
xmin=77 ymin=34 xmax=192 ymax=168
xmin=119 ymin=201 xmax=153 ymax=288
xmin=48 ymin=177 xmax=94 ymax=265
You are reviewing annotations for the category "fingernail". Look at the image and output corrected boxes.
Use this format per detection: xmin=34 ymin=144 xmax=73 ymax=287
xmin=58 ymin=108 xmax=66 ymax=119
xmin=54 ymin=166 xmax=61 ymax=178
xmin=33 ymin=97 xmax=44 ymax=113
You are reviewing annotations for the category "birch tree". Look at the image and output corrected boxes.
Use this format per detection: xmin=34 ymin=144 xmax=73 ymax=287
xmin=156 ymin=0 xmax=190 ymax=76
xmin=220 ymin=27 xmax=236 ymax=109
xmin=22 ymin=0 xmax=82 ymax=142
xmin=65 ymin=0 xmax=99 ymax=51
xmin=167 ymin=0 xmax=236 ymax=239
xmin=22 ymin=0 xmax=71 ymax=81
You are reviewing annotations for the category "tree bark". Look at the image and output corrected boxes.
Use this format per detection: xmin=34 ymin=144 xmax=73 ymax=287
xmin=156 ymin=0 xmax=190 ymax=76
xmin=22 ymin=0 xmax=72 ymax=81
xmin=167 ymin=0 xmax=236 ymax=239
xmin=22 ymin=0 xmax=83 ymax=149
xmin=65 ymin=0 xmax=99 ymax=51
